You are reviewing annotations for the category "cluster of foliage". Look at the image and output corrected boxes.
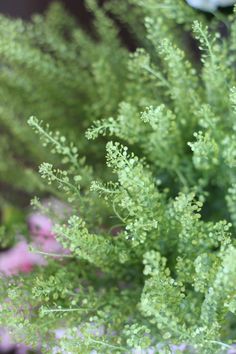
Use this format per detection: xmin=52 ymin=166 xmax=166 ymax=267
xmin=0 ymin=0 xmax=127 ymax=207
xmin=2 ymin=0 xmax=236 ymax=353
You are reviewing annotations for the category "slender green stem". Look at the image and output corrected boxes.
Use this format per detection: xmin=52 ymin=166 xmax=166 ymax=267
xmin=208 ymin=340 xmax=231 ymax=349
xmin=43 ymin=308 xmax=88 ymax=313
xmin=32 ymin=118 xmax=77 ymax=165
xmin=142 ymin=64 xmax=170 ymax=88
xmin=88 ymin=338 xmax=127 ymax=351
xmin=30 ymin=249 xmax=73 ymax=258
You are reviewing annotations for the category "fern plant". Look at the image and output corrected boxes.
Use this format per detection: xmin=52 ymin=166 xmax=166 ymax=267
xmin=2 ymin=1 xmax=236 ymax=353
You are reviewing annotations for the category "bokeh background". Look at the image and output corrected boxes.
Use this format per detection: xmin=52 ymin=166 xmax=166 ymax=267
xmin=0 ymin=0 xmax=136 ymax=50
xmin=0 ymin=1 xmax=88 ymax=20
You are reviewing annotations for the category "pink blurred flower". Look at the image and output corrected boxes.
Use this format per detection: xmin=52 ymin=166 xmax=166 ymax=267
xmin=28 ymin=198 xmax=70 ymax=255
xmin=0 ymin=329 xmax=14 ymax=352
xmin=228 ymin=344 xmax=236 ymax=354
xmin=28 ymin=213 xmax=54 ymax=239
xmin=0 ymin=328 xmax=33 ymax=353
xmin=0 ymin=198 xmax=70 ymax=277
xmin=171 ymin=343 xmax=189 ymax=352
xmin=28 ymin=213 xmax=62 ymax=253
xmin=0 ymin=240 xmax=45 ymax=276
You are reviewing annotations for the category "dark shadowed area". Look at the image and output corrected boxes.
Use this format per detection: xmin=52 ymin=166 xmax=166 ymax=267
xmin=0 ymin=1 xmax=87 ymax=20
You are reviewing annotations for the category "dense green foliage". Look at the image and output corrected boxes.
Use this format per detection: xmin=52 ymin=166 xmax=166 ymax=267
xmin=2 ymin=1 xmax=236 ymax=353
